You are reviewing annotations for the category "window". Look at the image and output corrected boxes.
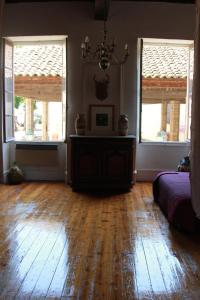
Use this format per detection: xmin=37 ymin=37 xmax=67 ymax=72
xmin=3 ymin=37 xmax=67 ymax=142
xmin=139 ymin=38 xmax=194 ymax=143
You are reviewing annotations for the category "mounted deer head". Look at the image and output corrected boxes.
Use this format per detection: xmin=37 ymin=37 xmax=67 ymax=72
xmin=93 ymin=74 xmax=109 ymax=101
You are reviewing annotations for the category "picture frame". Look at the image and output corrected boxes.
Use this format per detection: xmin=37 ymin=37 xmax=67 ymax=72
xmin=89 ymin=104 xmax=115 ymax=133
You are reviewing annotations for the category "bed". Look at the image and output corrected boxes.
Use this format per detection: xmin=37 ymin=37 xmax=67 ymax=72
xmin=153 ymin=171 xmax=199 ymax=232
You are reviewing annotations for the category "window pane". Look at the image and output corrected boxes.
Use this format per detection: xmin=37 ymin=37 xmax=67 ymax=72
xmin=5 ymin=115 xmax=14 ymax=140
xmin=5 ymin=42 xmax=13 ymax=69
xmin=141 ymin=104 xmax=162 ymax=142
xmin=14 ymin=100 xmax=64 ymax=141
xmin=141 ymin=40 xmax=194 ymax=143
xmin=48 ymin=102 xmax=63 ymax=140
xmin=5 ymin=68 xmax=13 ymax=92
xmin=4 ymin=40 xmax=14 ymax=142
xmin=14 ymin=42 xmax=66 ymax=142
xmin=5 ymin=92 xmax=13 ymax=115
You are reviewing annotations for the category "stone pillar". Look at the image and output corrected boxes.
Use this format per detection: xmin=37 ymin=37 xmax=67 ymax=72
xmin=169 ymin=100 xmax=180 ymax=141
xmin=161 ymin=101 xmax=167 ymax=131
xmin=25 ymin=98 xmax=34 ymax=134
xmin=42 ymin=102 xmax=48 ymax=140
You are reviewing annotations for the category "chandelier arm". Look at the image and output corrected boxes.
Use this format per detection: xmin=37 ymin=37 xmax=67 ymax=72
xmin=81 ymin=18 xmax=129 ymax=70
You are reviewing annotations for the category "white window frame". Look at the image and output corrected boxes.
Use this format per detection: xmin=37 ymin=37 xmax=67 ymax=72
xmin=3 ymin=35 xmax=68 ymax=144
xmin=138 ymin=38 xmax=194 ymax=145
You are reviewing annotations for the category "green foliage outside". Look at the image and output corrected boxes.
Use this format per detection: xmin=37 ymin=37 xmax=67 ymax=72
xmin=33 ymin=100 xmax=37 ymax=110
xmin=14 ymin=95 xmax=25 ymax=109
xmin=15 ymin=96 xmax=37 ymax=110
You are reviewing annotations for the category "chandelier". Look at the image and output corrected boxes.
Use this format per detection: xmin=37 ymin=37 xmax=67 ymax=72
xmin=81 ymin=21 xmax=129 ymax=70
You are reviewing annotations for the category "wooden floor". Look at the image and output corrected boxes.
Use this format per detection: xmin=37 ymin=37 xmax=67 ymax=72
xmin=0 ymin=183 xmax=200 ymax=299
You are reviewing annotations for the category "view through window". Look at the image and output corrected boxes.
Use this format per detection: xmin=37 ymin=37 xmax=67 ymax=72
xmin=13 ymin=41 xmax=66 ymax=142
xmin=140 ymin=39 xmax=194 ymax=143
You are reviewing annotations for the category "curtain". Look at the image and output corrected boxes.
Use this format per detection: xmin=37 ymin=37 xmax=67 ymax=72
xmin=191 ymin=0 xmax=200 ymax=218
xmin=0 ymin=0 xmax=4 ymax=182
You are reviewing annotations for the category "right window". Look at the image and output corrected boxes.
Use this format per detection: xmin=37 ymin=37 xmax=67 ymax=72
xmin=140 ymin=38 xmax=194 ymax=143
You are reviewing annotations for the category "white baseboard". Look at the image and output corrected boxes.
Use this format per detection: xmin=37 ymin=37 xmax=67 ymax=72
xmin=21 ymin=166 xmax=65 ymax=181
xmin=64 ymin=170 xmax=68 ymax=184
xmin=2 ymin=169 xmax=9 ymax=183
xmin=136 ymin=169 xmax=172 ymax=182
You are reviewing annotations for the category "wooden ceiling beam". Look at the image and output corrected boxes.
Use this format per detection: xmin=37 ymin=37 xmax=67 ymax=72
xmin=94 ymin=0 xmax=110 ymax=20
xmin=132 ymin=0 xmax=195 ymax=3
xmin=6 ymin=0 xmax=195 ymax=4
xmin=6 ymin=0 xmax=93 ymax=2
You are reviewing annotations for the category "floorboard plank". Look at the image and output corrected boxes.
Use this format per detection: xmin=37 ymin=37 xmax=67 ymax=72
xmin=0 ymin=182 xmax=199 ymax=299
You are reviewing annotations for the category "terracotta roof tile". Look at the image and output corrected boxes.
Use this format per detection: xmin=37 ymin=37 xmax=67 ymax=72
xmin=14 ymin=44 xmax=193 ymax=79
xmin=14 ymin=44 xmax=63 ymax=77
xmin=143 ymin=45 xmax=193 ymax=79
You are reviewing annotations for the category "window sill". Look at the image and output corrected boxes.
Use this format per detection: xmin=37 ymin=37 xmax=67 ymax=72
xmin=138 ymin=141 xmax=190 ymax=146
xmin=15 ymin=140 xmax=65 ymax=145
xmin=15 ymin=141 xmax=65 ymax=150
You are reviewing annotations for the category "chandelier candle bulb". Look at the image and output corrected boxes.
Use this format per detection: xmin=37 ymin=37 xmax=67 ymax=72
xmin=81 ymin=21 xmax=129 ymax=70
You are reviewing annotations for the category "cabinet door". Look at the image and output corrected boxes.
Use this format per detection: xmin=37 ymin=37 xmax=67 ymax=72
xmin=73 ymin=145 xmax=100 ymax=181
xmin=103 ymin=149 xmax=132 ymax=181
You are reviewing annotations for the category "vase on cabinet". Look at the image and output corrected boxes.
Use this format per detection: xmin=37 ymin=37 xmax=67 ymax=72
xmin=75 ymin=113 xmax=86 ymax=135
xmin=118 ymin=114 xmax=128 ymax=136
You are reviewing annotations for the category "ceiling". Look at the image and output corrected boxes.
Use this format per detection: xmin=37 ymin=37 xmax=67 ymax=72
xmin=5 ymin=0 xmax=195 ymax=3
xmin=5 ymin=0 xmax=195 ymax=20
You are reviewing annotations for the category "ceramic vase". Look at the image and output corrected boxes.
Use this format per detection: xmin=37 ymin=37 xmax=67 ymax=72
xmin=75 ymin=113 xmax=86 ymax=135
xmin=118 ymin=114 xmax=128 ymax=136
xmin=7 ymin=161 xmax=24 ymax=184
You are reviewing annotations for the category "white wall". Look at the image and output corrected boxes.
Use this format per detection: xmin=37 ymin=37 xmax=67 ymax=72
xmin=2 ymin=1 xmax=195 ymax=181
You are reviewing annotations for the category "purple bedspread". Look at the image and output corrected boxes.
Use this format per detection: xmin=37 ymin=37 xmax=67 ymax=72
xmin=153 ymin=171 xmax=198 ymax=232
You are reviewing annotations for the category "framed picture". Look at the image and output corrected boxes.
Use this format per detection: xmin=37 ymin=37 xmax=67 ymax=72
xmin=89 ymin=104 xmax=115 ymax=133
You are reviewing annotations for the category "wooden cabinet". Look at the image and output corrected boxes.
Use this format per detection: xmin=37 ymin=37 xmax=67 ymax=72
xmin=69 ymin=135 xmax=136 ymax=191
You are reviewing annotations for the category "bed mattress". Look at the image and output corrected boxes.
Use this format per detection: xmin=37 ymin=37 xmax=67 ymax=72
xmin=153 ymin=172 xmax=198 ymax=232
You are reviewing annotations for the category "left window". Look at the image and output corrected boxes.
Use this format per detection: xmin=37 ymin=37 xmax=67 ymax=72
xmin=3 ymin=37 xmax=67 ymax=142
xmin=3 ymin=39 xmax=14 ymax=142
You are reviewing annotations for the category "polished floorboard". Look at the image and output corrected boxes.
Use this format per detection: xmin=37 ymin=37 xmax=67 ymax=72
xmin=0 ymin=182 xmax=200 ymax=299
